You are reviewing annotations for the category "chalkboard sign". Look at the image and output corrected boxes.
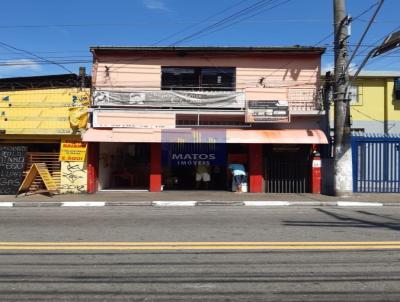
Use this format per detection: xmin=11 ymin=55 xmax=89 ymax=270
xmin=0 ymin=145 xmax=27 ymax=195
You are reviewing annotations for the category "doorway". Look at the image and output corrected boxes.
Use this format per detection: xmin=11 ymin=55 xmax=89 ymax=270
xmin=98 ymin=143 xmax=150 ymax=190
xmin=162 ymin=143 xmax=227 ymax=190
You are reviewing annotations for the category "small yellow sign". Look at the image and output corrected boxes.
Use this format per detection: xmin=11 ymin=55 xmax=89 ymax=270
xmin=59 ymin=139 xmax=87 ymax=162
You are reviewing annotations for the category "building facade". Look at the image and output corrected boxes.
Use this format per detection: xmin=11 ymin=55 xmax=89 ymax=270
xmin=84 ymin=46 xmax=328 ymax=193
xmin=349 ymin=72 xmax=400 ymax=135
xmin=322 ymin=71 xmax=400 ymax=193
xmin=0 ymin=73 xmax=91 ymax=194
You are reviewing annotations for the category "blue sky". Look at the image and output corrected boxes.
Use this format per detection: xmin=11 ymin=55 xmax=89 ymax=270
xmin=0 ymin=0 xmax=398 ymax=77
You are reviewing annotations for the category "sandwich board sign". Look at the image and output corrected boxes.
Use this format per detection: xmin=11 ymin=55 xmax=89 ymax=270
xmin=17 ymin=163 xmax=58 ymax=195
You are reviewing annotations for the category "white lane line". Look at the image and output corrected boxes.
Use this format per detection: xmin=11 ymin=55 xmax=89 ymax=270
xmin=337 ymin=201 xmax=383 ymax=207
xmin=0 ymin=202 xmax=13 ymax=207
xmin=152 ymin=201 xmax=197 ymax=207
xmin=244 ymin=201 xmax=291 ymax=206
xmin=61 ymin=201 xmax=106 ymax=207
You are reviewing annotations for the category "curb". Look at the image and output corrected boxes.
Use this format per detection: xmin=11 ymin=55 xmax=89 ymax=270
xmin=0 ymin=200 xmax=396 ymax=208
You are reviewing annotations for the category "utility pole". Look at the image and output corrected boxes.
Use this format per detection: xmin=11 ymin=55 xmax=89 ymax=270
xmin=333 ymin=0 xmax=352 ymax=195
xmin=79 ymin=67 xmax=86 ymax=91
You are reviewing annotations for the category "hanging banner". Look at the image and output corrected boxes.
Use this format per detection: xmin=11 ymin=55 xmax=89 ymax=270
xmin=59 ymin=139 xmax=87 ymax=161
xmin=0 ymin=145 xmax=27 ymax=195
xmin=93 ymin=90 xmax=245 ymax=108
xmin=245 ymin=100 xmax=290 ymax=123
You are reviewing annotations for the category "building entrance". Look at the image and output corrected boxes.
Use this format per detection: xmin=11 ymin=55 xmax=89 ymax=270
xmin=98 ymin=143 xmax=150 ymax=190
xmin=162 ymin=143 xmax=228 ymax=190
xmin=264 ymin=144 xmax=311 ymax=193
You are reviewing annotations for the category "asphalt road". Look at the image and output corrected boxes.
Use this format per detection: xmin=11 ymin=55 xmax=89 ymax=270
xmin=0 ymin=206 xmax=400 ymax=301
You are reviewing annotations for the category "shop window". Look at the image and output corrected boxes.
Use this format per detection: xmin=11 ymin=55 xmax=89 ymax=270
xmin=162 ymin=67 xmax=235 ymax=91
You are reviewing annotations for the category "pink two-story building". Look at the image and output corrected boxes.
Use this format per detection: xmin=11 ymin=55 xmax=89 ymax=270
xmin=84 ymin=46 xmax=327 ymax=193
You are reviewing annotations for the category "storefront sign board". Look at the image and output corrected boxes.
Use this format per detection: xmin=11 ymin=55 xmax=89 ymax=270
xmin=93 ymin=110 xmax=176 ymax=129
xmin=59 ymin=139 xmax=87 ymax=161
xmin=245 ymin=100 xmax=290 ymax=123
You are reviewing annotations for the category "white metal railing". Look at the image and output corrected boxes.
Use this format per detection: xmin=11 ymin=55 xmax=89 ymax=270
xmin=92 ymin=87 xmax=321 ymax=111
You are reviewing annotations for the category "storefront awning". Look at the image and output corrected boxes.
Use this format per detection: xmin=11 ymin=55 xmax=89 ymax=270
xmin=82 ymin=128 xmax=328 ymax=144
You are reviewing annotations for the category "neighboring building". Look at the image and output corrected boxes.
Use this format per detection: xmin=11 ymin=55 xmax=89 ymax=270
xmin=84 ymin=46 xmax=328 ymax=193
xmin=0 ymin=73 xmax=91 ymax=194
xmin=326 ymin=71 xmax=400 ymax=135
xmin=322 ymin=71 xmax=400 ymax=194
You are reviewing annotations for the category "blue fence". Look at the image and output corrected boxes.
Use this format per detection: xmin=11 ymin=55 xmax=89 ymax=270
xmin=352 ymin=135 xmax=400 ymax=193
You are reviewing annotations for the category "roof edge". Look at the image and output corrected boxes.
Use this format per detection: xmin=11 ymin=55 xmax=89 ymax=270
xmin=90 ymin=46 xmax=326 ymax=54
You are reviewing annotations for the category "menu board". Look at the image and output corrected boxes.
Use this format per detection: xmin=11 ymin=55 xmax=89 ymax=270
xmin=0 ymin=145 xmax=27 ymax=195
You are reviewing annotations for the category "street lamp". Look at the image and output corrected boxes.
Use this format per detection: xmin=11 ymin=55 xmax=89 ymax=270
xmin=351 ymin=31 xmax=400 ymax=80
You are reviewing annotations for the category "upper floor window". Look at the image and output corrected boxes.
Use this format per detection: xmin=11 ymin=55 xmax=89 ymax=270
xmin=394 ymin=77 xmax=400 ymax=100
xmin=161 ymin=67 xmax=235 ymax=91
xmin=349 ymin=85 xmax=362 ymax=105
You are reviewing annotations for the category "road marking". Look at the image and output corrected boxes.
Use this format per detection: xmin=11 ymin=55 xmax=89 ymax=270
xmin=1 ymin=242 xmax=400 ymax=250
xmin=337 ymin=201 xmax=383 ymax=207
xmin=244 ymin=201 xmax=291 ymax=206
xmin=152 ymin=201 xmax=197 ymax=207
xmin=0 ymin=202 xmax=13 ymax=207
xmin=61 ymin=201 xmax=106 ymax=207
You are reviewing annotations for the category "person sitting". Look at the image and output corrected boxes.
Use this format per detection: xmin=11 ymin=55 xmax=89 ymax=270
xmin=228 ymin=163 xmax=246 ymax=193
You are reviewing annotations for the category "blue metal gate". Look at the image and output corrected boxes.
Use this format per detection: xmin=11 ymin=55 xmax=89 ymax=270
xmin=352 ymin=135 xmax=400 ymax=192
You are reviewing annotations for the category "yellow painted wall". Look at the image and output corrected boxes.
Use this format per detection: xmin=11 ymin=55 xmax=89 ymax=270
xmin=329 ymin=76 xmax=400 ymax=133
xmin=350 ymin=78 xmax=386 ymax=122
xmin=0 ymin=88 xmax=89 ymax=135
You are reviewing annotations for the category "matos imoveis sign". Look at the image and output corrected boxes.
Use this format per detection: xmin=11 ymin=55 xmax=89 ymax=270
xmin=245 ymin=100 xmax=290 ymax=123
xmin=59 ymin=139 xmax=87 ymax=162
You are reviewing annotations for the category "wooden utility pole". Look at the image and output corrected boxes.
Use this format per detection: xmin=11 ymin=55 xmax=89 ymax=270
xmin=333 ymin=0 xmax=352 ymax=195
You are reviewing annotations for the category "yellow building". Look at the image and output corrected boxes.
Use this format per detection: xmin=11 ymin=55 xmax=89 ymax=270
xmin=0 ymin=73 xmax=90 ymax=194
xmin=328 ymin=71 xmax=400 ymax=134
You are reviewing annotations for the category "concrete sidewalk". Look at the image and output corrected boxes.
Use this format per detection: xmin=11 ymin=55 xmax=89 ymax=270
xmin=0 ymin=191 xmax=399 ymax=207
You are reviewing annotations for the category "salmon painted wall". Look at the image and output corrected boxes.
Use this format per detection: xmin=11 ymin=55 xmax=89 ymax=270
xmin=92 ymin=52 xmax=321 ymax=102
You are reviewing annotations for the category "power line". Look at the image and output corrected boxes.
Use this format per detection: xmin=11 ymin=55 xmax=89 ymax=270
xmin=181 ymin=0 xmax=293 ymax=44
xmin=0 ymin=41 xmax=74 ymax=73
xmin=152 ymin=0 xmax=252 ymax=45
xmin=0 ymin=60 xmax=90 ymax=66
xmin=170 ymin=0 xmax=290 ymax=46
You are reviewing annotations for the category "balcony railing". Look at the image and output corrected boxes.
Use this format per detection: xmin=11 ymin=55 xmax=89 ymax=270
xmin=288 ymin=100 xmax=321 ymax=111
xmin=92 ymin=88 xmax=321 ymax=111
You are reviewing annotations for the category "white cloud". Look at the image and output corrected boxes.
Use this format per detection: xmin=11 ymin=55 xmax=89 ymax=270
xmin=0 ymin=59 xmax=42 ymax=75
xmin=142 ymin=0 xmax=171 ymax=12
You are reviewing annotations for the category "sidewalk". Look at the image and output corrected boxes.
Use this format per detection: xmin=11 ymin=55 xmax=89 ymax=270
xmin=0 ymin=191 xmax=399 ymax=207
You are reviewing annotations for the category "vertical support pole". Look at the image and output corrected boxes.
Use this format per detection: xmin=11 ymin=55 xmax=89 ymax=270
xmin=384 ymin=79 xmax=390 ymax=135
xmin=333 ymin=0 xmax=352 ymax=195
xmin=249 ymin=144 xmax=264 ymax=193
xmin=351 ymin=136 xmax=358 ymax=193
xmin=150 ymin=143 xmax=162 ymax=192
xmin=87 ymin=142 xmax=99 ymax=194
